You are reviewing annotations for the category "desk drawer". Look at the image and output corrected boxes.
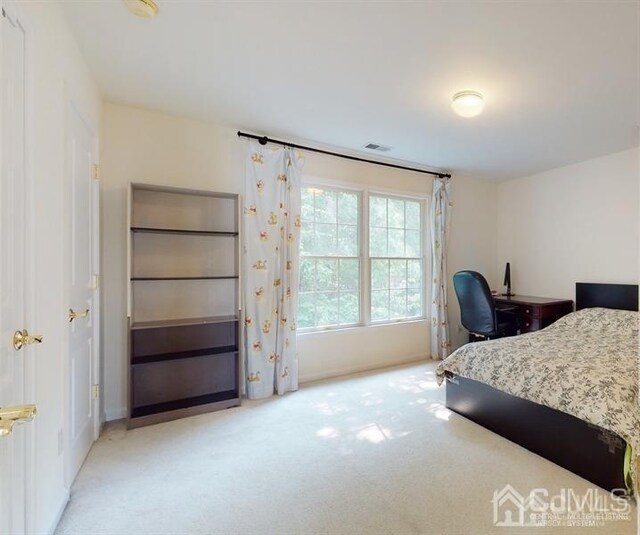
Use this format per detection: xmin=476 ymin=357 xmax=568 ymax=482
xmin=520 ymin=317 xmax=540 ymax=333
xmin=519 ymin=305 xmax=540 ymax=318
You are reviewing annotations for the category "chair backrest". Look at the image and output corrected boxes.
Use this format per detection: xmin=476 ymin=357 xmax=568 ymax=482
xmin=453 ymin=270 xmax=496 ymax=336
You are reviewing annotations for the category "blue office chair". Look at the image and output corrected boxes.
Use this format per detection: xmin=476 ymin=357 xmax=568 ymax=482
xmin=453 ymin=270 xmax=519 ymax=342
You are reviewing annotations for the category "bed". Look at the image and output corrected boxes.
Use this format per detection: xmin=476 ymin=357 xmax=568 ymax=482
xmin=436 ymin=282 xmax=639 ymax=494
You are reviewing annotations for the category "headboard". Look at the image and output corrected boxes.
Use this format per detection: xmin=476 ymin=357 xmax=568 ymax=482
xmin=575 ymin=283 xmax=639 ymax=311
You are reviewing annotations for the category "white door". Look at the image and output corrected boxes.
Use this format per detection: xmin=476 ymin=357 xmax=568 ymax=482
xmin=0 ymin=3 xmax=36 ymax=533
xmin=66 ymin=101 xmax=98 ymax=482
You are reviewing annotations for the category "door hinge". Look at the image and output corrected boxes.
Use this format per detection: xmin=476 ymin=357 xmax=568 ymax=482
xmin=92 ymin=163 xmax=101 ymax=180
xmin=92 ymin=273 xmax=100 ymax=290
xmin=92 ymin=384 xmax=100 ymax=400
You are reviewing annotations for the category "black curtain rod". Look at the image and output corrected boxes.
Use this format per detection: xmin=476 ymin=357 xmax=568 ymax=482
xmin=237 ymin=131 xmax=451 ymax=179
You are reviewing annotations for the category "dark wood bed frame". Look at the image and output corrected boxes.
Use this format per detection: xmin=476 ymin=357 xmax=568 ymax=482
xmin=445 ymin=282 xmax=638 ymax=493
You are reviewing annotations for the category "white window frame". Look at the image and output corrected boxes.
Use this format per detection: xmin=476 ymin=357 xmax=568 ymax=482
xmin=299 ymin=178 xmax=429 ymax=333
xmin=299 ymin=183 xmax=364 ymax=331
xmin=367 ymin=192 xmax=427 ymax=325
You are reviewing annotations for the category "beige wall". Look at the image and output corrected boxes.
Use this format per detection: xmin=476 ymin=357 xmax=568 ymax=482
xmin=101 ymin=102 xmax=499 ymax=419
xmin=17 ymin=2 xmax=102 ymax=532
xmin=497 ymin=148 xmax=639 ymax=300
xmin=448 ymin=174 xmax=499 ymax=347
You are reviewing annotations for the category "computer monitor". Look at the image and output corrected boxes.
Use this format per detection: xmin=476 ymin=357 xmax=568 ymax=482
xmin=503 ymin=262 xmax=513 ymax=297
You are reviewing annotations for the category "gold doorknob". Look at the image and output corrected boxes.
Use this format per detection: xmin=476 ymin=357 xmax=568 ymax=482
xmin=68 ymin=308 xmax=90 ymax=323
xmin=0 ymin=404 xmax=37 ymax=437
xmin=13 ymin=329 xmax=44 ymax=351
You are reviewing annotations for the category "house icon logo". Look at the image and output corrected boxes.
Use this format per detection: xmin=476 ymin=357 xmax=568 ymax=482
xmin=492 ymin=484 xmax=526 ymax=526
xmin=492 ymin=485 xmax=548 ymax=527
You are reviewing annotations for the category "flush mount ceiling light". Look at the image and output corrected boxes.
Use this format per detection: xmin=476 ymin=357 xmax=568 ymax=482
xmin=123 ymin=0 xmax=159 ymax=18
xmin=451 ymin=91 xmax=485 ymax=118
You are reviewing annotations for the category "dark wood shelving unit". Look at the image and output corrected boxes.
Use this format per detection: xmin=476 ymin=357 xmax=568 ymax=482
xmin=127 ymin=184 xmax=241 ymax=429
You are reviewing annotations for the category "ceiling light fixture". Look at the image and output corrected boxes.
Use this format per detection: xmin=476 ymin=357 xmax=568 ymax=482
xmin=451 ymin=91 xmax=485 ymax=118
xmin=123 ymin=0 xmax=159 ymax=18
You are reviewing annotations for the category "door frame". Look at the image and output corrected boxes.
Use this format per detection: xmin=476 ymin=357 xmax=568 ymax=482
xmin=62 ymin=90 xmax=101 ymax=487
xmin=0 ymin=0 xmax=37 ymax=531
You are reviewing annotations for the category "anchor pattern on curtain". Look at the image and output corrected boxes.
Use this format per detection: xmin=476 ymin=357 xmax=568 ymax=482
xmin=430 ymin=176 xmax=452 ymax=360
xmin=243 ymin=143 xmax=302 ymax=398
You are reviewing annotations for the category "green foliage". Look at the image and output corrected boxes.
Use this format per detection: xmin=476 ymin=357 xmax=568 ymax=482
xmin=298 ymin=278 xmax=361 ymax=328
xmin=369 ymin=196 xmax=422 ymax=258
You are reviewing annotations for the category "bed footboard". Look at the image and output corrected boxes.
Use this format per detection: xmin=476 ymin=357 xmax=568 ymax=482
xmin=445 ymin=372 xmax=628 ymax=493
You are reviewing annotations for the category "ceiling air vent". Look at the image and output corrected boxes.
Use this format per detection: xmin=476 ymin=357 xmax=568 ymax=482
xmin=363 ymin=142 xmax=392 ymax=153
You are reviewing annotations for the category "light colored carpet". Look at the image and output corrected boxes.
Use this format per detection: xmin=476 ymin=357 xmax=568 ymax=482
xmin=56 ymin=362 xmax=637 ymax=535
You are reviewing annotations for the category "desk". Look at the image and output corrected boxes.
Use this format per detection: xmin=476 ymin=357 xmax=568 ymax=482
xmin=493 ymin=295 xmax=573 ymax=333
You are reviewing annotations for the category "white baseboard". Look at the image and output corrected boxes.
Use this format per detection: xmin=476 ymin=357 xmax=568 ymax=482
xmin=46 ymin=488 xmax=70 ymax=535
xmin=105 ymin=407 xmax=127 ymax=421
xmin=299 ymin=353 xmax=429 ymax=384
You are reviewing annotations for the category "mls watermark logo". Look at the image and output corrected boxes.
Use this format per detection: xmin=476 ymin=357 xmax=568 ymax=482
xmin=492 ymin=484 xmax=631 ymax=528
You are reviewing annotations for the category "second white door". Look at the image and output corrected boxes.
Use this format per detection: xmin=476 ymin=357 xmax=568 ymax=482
xmin=66 ymin=99 xmax=99 ymax=483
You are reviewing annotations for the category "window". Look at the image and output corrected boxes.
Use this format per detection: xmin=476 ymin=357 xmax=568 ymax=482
xmin=369 ymin=195 xmax=423 ymax=321
xmin=299 ymin=185 xmax=425 ymax=331
xmin=298 ymin=187 xmax=361 ymax=328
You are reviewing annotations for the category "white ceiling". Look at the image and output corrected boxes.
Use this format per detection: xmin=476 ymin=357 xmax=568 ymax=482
xmin=61 ymin=1 xmax=639 ymax=180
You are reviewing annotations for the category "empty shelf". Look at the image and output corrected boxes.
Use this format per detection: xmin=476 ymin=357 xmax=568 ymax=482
xmin=130 ymin=390 xmax=239 ymax=419
xmin=131 ymin=276 xmax=239 ymax=281
xmin=131 ymin=227 xmax=238 ymax=237
xmin=132 ymin=346 xmax=237 ymax=365
xmin=131 ymin=315 xmax=239 ymax=330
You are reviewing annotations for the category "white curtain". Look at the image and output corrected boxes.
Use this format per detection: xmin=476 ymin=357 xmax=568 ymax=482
xmin=430 ymin=176 xmax=452 ymax=360
xmin=243 ymin=143 xmax=303 ymax=398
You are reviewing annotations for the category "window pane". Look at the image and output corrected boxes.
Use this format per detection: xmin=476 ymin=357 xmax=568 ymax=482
xmin=316 ymin=292 xmax=339 ymax=326
xmin=337 ymin=224 xmax=358 ymax=256
xmin=389 ymin=260 xmax=407 ymax=289
xmin=388 ymin=199 xmax=405 ymax=228
xmin=405 ymin=201 xmax=421 ymax=230
xmin=316 ymin=259 xmax=338 ymax=291
xmin=390 ymin=289 xmax=407 ymax=319
xmin=300 ymin=225 xmax=314 ymax=255
xmin=371 ymin=259 xmax=389 ymax=290
xmin=300 ymin=258 xmax=315 ymax=292
xmin=302 ymin=188 xmax=314 ymax=220
xmin=298 ymin=293 xmax=315 ymax=328
xmin=339 ymin=259 xmax=359 ymax=291
xmin=370 ymin=196 xmax=387 ymax=227
xmin=339 ymin=292 xmax=359 ymax=324
xmin=315 ymin=223 xmax=337 ymax=255
xmin=407 ymin=288 xmax=423 ymax=317
xmin=369 ymin=226 xmax=387 ymax=257
xmin=338 ymin=191 xmax=358 ymax=224
xmin=407 ymin=259 xmax=422 ymax=288
xmin=315 ymin=190 xmax=337 ymax=223
xmin=388 ymin=228 xmax=404 ymax=257
xmin=371 ymin=290 xmax=389 ymax=321
xmin=405 ymin=229 xmax=421 ymax=258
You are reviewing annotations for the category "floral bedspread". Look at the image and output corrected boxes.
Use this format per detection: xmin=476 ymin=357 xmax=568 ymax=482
xmin=436 ymin=308 xmax=640 ymax=489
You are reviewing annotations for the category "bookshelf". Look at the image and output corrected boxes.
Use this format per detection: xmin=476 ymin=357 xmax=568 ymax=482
xmin=127 ymin=184 xmax=241 ymax=428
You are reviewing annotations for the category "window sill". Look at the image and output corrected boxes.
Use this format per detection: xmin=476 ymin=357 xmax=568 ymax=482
xmin=297 ymin=317 xmax=428 ymax=336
